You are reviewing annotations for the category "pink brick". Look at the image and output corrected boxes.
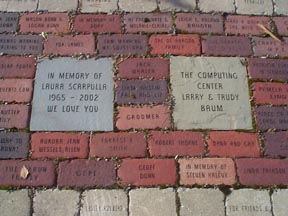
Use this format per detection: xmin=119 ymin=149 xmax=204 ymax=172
xmin=253 ymin=37 xmax=288 ymax=57
xmin=90 ymin=132 xmax=146 ymax=158
xmin=44 ymin=34 xmax=95 ymax=55
xmin=207 ymin=131 xmax=260 ymax=157
xmin=149 ymin=34 xmax=201 ymax=55
xmin=73 ymin=14 xmax=121 ymax=33
xmin=0 ymin=79 xmax=33 ymax=102
xmin=31 ymin=133 xmax=89 ymax=159
xmin=20 ymin=13 xmax=69 ymax=33
xmin=118 ymin=159 xmax=176 ymax=186
xmin=116 ymin=105 xmax=170 ymax=130
xmin=149 ymin=131 xmax=204 ymax=157
xmin=273 ymin=17 xmax=288 ymax=36
xmin=0 ymin=105 xmax=30 ymax=129
xmin=236 ymin=158 xmax=288 ymax=186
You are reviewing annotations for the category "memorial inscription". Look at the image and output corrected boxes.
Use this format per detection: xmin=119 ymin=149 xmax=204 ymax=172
xmin=0 ymin=13 xmax=18 ymax=33
xmin=0 ymin=57 xmax=35 ymax=78
xmin=0 ymin=133 xmax=29 ymax=159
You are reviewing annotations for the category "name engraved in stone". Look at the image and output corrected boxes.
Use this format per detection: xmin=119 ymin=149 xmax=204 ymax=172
xmin=0 ymin=133 xmax=29 ymax=159
xmin=0 ymin=13 xmax=18 ymax=32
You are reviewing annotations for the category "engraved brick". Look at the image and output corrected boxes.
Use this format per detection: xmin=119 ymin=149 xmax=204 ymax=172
xmin=0 ymin=34 xmax=43 ymax=55
xmin=20 ymin=13 xmax=69 ymax=33
xmin=0 ymin=105 xmax=30 ymax=129
xmin=179 ymin=158 xmax=236 ymax=186
xmin=0 ymin=12 xmax=18 ymax=33
xmin=248 ymin=58 xmax=288 ymax=80
xmin=73 ymin=14 xmax=121 ymax=33
xmin=118 ymin=58 xmax=169 ymax=79
xmin=274 ymin=0 xmax=288 ymax=15
xmin=225 ymin=15 xmax=270 ymax=35
xmin=0 ymin=57 xmax=35 ymax=78
xmin=116 ymin=80 xmax=168 ymax=104
xmin=199 ymin=0 xmax=235 ymax=13
xmin=176 ymin=13 xmax=224 ymax=34
xmin=253 ymin=82 xmax=288 ymax=105
xmin=273 ymin=17 xmax=288 ymax=36
xmin=58 ymin=159 xmax=116 ymax=187
xmin=0 ymin=79 xmax=33 ymax=102
xmin=0 ymin=132 xmax=30 ymax=159
xmin=124 ymin=13 xmax=172 ymax=33
xmin=202 ymin=36 xmax=252 ymax=56
xmin=31 ymin=133 xmax=89 ymax=159
xmin=255 ymin=106 xmax=288 ymax=130
xmin=81 ymin=0 xmax=118 ymax=13
xmin=264 ymin=131 xmax=288 ymax=158
xmin=0 ymin=160 xmax=55 ymax=187
xmin=272 ymin=189 xmax=288 ymax=216
xmin=236 ymin=158 xmax=288 ymax=186
xmin=158 ymin=0 xmax=196 ymax=12
xmin=253 ymin=37 xmax=288 ymax=57
xmin=44 ymin=34 xmax=95 ymax=56
xmin=118 ymin=159 xmax=176 ymax=186
xmin=90 ymin=132 xmax=146 ymax=158
xmin=119 ymin=0 xmax=157 ymax=12
xmin=38 ymin=0 xmax=78 ymax=12
xmin=116 ymin=105 xmax=170 ymax=130
xmin=98 ymin=34 xmax=148 ymax=56
xmin=0 ymin=0 xmax=37 ymax=12
xmin=149 ymin=131 xmax=204 ymax=157
xmin=235 ymin=0 xmax=273 ymax=15
xmin=149 ymin=34 xmax=201 ymax=55
xmin=207 ymin=131 xmax=260 ymax=157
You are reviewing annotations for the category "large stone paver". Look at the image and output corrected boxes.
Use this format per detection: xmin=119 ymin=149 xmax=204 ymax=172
xmin=274 ymin=0 xmax=288 ymax=15
xmin=272 ymin=190 xmax=288 ymax=216
xmin=0 ymin=0 xmax=37 ymax=11
xmin=157 ymin=0 xmax=196 ymax=11
xmin=235 ymin=0 xmax=273 ymax=15
xmin=38 ymin=0 xmax=77 ymax=11
xmin=199 ymin=0 xmax=235 ymax=13
xmin=119 ymin=0 xmax=157 ymax=12
xmin=81 ymin=0 xmax=118 ymax=13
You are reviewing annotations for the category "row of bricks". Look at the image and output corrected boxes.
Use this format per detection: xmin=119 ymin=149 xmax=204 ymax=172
xmin=1 ymin=158 xmax=288 ymax=187
xmin=1 ymin=12 xmax=288 ymax=36
xmin=1 ymin=188 xmax=288 ymax=216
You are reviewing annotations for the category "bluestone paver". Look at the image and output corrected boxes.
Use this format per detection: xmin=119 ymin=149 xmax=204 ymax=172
xmin=272 ymin=190 xmax=288 ymax=216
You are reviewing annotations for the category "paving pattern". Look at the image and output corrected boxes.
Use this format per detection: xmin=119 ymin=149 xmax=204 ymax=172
xmin=0 ymin=0 xmax=288 ymax=215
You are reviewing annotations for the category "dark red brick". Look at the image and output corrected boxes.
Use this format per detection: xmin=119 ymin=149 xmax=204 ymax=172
xmin=273 ymin=17 xmax=288 ymax=36
xmin=97 ymin=34 xmax=148 ymax=56
xmin=58 ymin=159 xmax=116 ymax=187
xmin=202 ymin=36 xmax=252 ymax=56
xmin=207 ymin=131 xmax=260 ymax=157
xmin=124 ymin=13 xmax=172 ymax=33
xmin=90 ymin=132 xmax=146 ymax=158
xmin=225 ymin=15 xmax=270 ymax=35
xmin=253 ymin=37 xmax=288 ymax=57
xmin=236 ymin=158 xmax=288 ymax=186
xmin=0 ymin=79 xmax=33 ymax=102
xmin=20 ymin=13 xmax=69 ymax=33
xmin=149 ymin=131 xmax=204 ymax=157
xmin=0 ymin=12 xmax=18 ymax=33
xmin=149 ymin=34 xmax=201 ymax=55
xmin=176 ymin=13 xmax=223 ymax=34
xmin=31 ymin=133 xmax=89 ymax=159
xmin=118 ymin=58 xmax=169 ymax=79
xmin=44 ymin=34 xmax=95 ymax=56
xmin=0 ymin=105 xmax=30 ymax=129
xmin=0 ymin=160 xmax=55 ymax=187
xmin=248 ymin=58 xmax=288 ymax=80
xmin=73 ymin=14 xmax=121 ymax=33
xmin=118 ymin=159 xmax=176 ymax=186
xmin=264 ymin=131 xmax=288 ymax=158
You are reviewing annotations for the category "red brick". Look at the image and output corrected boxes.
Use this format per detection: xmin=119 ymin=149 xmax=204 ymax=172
xmin=273 ymin=17 xmax=288 ymax=36
xmin=149 ymin=34 xmax=201 ymax=55
xmin=20 ymin=13 xmax=69 ymax=33
xmin=90 ymin=132 xmax=146 ymax=158
xmin=73 ymin=14 xmax=121 ymax=33
xmin=207 ymin=131 xmax=260 ymax=157
xmin=264 ymin=131 xmax=288 ymax=158
xmin=253 ymin=37 xmax=288 ymax=57
xmin=58 ymin=159 xmax=116 ymax=187
xmin=124 ymin=13 xmax=172 ymax=33
xmin=0 ymin=79 xmax=33 ymax=102
xmin=0 ymin=105 xmax=30 ymax=129
xmin=0 ymin=56 xmax=35 ymax=78
xmin=225 ymin=15 xmax=270 ymax=35
xmin=179 ymin=158 xmax=236 ymax=186
xmin=44 ymin=34 xmax=95 ymax=56
xmin=236 ymin=158 xmax=288 ymax=186
xmin=202 ymin=36 xmax=252 ymax=56
xmin=176 ymin=13 xmax=224 ymax=34
xmin=116 ymin=105 xmax=170 ymax=130
xmin=0 ymin=160 xmax=55 ymax=187
xmin=31 ymin=133 xmax=89 ymax=159
xmin=149 ymin=131 xmax=204 ymax=157
xmin=118 ymin=159 xmax=176 ymax=186
xmin=253 ymin=82 xmax=288 ymax=105
xmin=118 ymin=58 xmax=169 ymax=79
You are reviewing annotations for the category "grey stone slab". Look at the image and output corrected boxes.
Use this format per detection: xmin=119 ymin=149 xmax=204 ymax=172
xmin=178 ymin=188 xmax=225 ymax=216
xmin=272 ymin=190 xmax=288 ymax=216
xmin=129 ymin=188 xmax=176 ymax=216
xmin=38 ymin=0 xmax=78 ymax=11
xmin=235 ymin=0 xmax=273 ymax=15
xmin=81 ymin=190 xmax=128 ymax=216
xmin=170 ymin=57 xmax=252 ymax=130
xmin=0 ymin=13 xmax=18 ymax=33
xmin=157 ymin=0 xmax=196 ymax=11
xmin=30 ymin=58 xmax=114 ymax=131
xmin=81 ymin=0 xmax=118 ymax=13
xmin=274 ymin=0 xmax=288 ymax=15
xmin=199 ymin=0 xmax=235 ymax=13
xmin=119 ymin=0 xmax=157 ymax=12
xmin=33 ymin=189 xmax=79 ymax=216
xmin=226 ymin=189 xmax=272 ymax=216
xmin=0 ymin=0 xmax=38 ymax=12
xmin=0 ymin=189 xmax=31 ymax=216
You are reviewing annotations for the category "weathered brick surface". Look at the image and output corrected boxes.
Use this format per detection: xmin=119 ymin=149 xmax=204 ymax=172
xmin=273 ymin=17 xmax=288 ymax=36
xmin=0 ymin=105 xmax=30 ymax=129
xmin=253 ymin=37 xmax=288 ymax=57
xmin=264 ymin=132 xmax=288 ymax=158
xmin=0 ymin=12 xmax=18 ymax=33
xmin=0 ymin=79 xmax=33 ymax=102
